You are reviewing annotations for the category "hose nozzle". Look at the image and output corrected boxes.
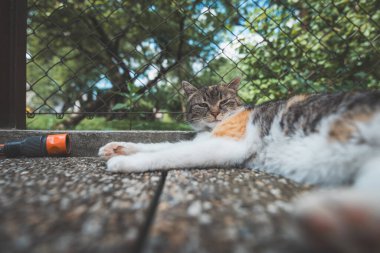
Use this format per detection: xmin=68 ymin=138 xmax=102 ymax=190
xmin=0 ymin=134 xmax=71 ymax=158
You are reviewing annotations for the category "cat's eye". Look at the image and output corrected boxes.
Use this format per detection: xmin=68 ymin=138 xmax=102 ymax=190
xmin=197 ymin=103 xmax=209 ymax=108
xmin=219 ymin=99 xmax=235 ymax=108
xmin=220 ymin=99 xmax=230 ymax=105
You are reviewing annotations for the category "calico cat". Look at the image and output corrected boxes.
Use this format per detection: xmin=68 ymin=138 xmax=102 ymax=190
xmin=99 ymin=78 xmax=380 ymax=252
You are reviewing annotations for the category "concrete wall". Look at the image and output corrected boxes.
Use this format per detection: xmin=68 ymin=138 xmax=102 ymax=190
xmin=0 ymin=130 xmax=195 ymax=157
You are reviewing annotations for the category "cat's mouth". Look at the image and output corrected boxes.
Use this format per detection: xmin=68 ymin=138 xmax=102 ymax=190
xmin=208 ymin=120 xmax=221 ymax=124
xmin=205 ymin=121 xmax=221 ymax=129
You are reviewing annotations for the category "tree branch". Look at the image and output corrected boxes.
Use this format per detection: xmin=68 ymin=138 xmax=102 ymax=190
xmin=136 ymin=61 xmax=180 ymax=95
xmin=135 ymin=10 xmax=187 ymax=95
xmin=87 ymin=14 xmax=132 ymax=81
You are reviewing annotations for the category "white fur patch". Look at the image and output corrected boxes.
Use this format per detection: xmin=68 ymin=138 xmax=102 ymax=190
xmin=249 ymin=112 xmax=380 ymax=186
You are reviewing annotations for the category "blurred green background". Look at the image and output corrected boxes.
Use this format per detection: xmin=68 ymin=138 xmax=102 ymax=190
xmin=27 ymin=0 xmax=380 ymax=130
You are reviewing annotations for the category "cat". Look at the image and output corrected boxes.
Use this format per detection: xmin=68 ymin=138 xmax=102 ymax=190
xmin=99 ymin=78 xmax=380 ymax=252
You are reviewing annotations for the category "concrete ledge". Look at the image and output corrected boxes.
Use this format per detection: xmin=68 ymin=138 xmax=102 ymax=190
xmin=0 ymin=130 xmax=195 ymax=157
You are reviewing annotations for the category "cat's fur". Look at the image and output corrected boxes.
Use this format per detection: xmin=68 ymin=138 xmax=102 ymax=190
xmin=99 ymin=78 xmax=380 ymax=252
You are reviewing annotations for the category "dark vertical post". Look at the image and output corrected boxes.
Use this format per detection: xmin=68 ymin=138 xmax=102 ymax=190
xmin=0 ymin=0 xmax=27 ymax=129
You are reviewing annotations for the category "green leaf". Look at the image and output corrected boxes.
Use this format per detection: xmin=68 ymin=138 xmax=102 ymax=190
xmin=112 ymin=103 xmax=129 ymax=111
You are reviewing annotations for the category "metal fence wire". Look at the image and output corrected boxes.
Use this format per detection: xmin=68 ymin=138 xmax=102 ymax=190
xmin=26 ymin=0 xmax=380 ymax=129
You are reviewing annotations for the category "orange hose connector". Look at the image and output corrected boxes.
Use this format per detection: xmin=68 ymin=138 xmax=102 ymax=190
xmin=46 ymin=134 xmax=71 ymax=155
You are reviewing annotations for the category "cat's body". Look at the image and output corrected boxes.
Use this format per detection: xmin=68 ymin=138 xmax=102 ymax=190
xmin=245 ymin=91 xmax=380 ymax=187
xmin=100 ymin=81 xmax=380 ymax=187
xmin=99 ymin=78 xmax=380 ymax=252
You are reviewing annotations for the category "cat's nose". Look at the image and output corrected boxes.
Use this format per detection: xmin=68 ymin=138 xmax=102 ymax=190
xmin=211 ymin=111 xmax=219 ymax=118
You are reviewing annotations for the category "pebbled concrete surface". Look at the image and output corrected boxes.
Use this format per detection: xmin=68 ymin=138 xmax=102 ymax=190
xmin=0 ymin=157 xmax=163 ymax=253
xmin=147 ymin=169 xmax=311 ymax=253
xmin=0 ymin=156 xmax=312 ymax=253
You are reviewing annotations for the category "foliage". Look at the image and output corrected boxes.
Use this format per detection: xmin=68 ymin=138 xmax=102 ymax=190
xmin=27 ymin=0 xmax=380 ymax=129
xmin=27 ymin=0 xmax=241 ymax=128
xmin=237 ymin=0 xmax=380 ymax=104
xmin=27 ymin=115 xmax=191 ymax=130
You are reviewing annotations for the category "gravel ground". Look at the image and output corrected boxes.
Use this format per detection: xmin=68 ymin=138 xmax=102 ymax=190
xmin=0 ymin=158 xmax=310 ymax=253
xmin=147 ymin=169 xmax=311 ymax=253
xmin=0 ymin=158 xmax=162 ymax=253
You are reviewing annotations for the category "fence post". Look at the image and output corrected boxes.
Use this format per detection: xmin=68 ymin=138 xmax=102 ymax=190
xmin=0 ymin=0 xmax=27 ymax=129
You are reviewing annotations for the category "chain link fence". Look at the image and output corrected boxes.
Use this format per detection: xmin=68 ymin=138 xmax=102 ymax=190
xmin=26 ymin=0 xmax=380 ymax=130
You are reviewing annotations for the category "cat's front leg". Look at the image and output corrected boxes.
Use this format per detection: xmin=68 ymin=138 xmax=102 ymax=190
xmin=98 ymin=142 xmax=139 ymax=159
xmin=106 ymin=154 xmax=152 ymax=173
xmin=105 ymin=138 xmax=250 ymax=173
xmin=98 ymin=141 xmax=193 ymax=160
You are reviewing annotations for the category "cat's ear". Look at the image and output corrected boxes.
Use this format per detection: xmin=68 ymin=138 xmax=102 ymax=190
xmin=227 ymin=77 xmax=241 ymax=91
xmin=182 ymin=81 xmax=198 ymax=97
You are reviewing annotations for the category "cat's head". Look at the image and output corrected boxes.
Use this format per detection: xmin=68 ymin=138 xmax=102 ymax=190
xmin=182 ymin=77 xmax=243 ymax=131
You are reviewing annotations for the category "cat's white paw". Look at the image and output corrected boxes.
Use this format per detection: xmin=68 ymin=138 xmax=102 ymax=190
xmin=98 ymin=142 xmax=139 ymax=160
xmin=293 ymin=190 xmax=380 ymax=253
xmin=106 ymin=155 xmax=145 ymax=173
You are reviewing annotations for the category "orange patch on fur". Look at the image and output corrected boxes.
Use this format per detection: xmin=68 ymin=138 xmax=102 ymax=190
xmin=212 ymin=110 xmax=251 ymax=140
xmin=286 ymin=94 xmax=309 ymax=110
xmin=114 ymin=146 xmax=128 ymax=155
xmin=329 ymin=112 xmax=374 ymax=142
